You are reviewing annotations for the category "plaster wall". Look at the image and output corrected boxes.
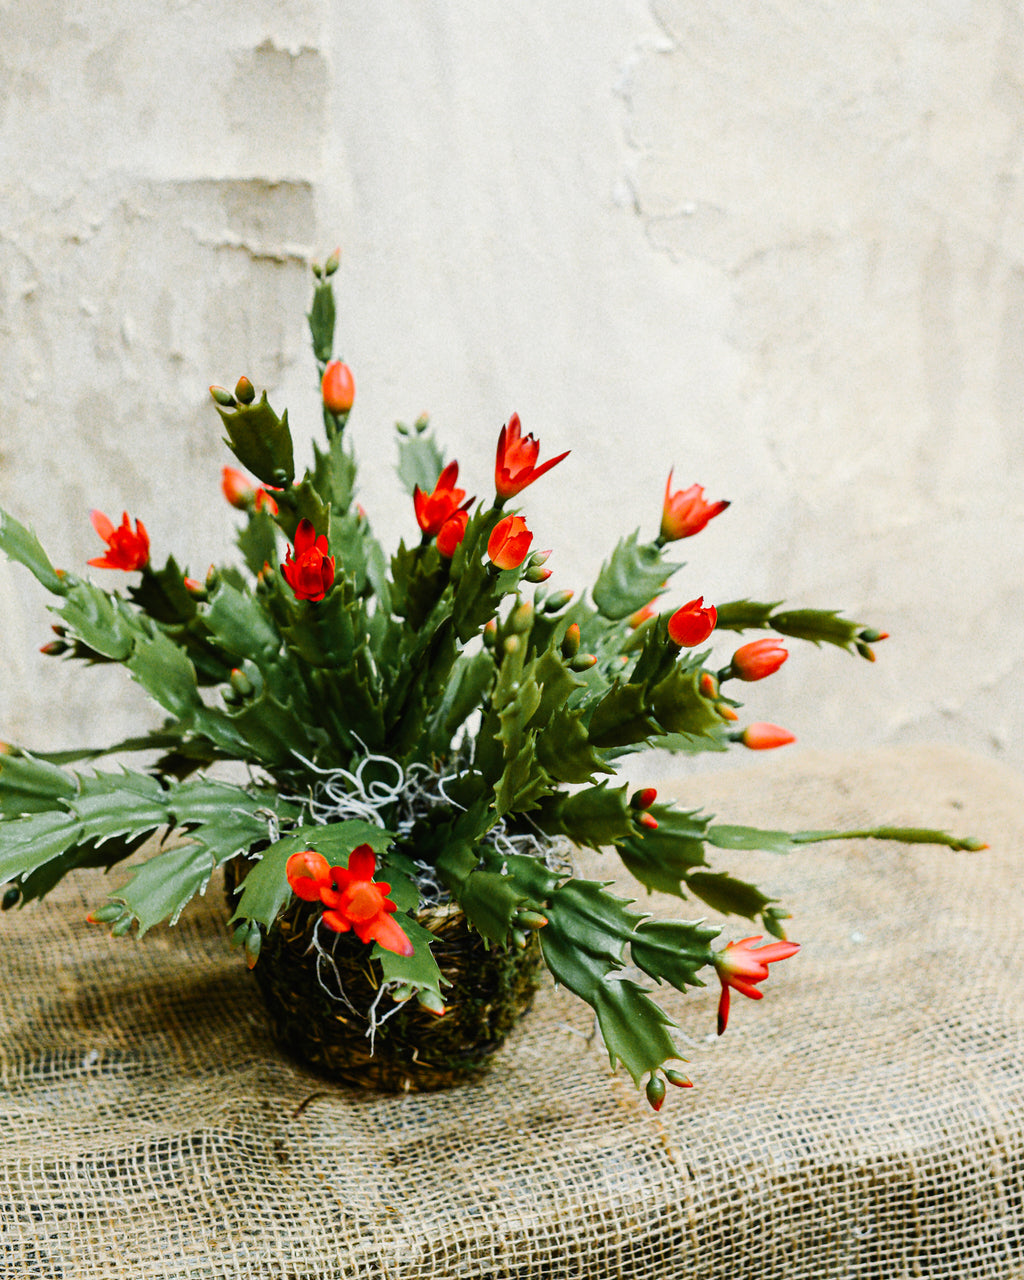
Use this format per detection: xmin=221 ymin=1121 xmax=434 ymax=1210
xmin=1 ymin=2 xmax=1021 ymax=779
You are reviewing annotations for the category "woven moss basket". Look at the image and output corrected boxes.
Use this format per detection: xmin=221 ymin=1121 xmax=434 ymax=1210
xmin=224 ymin=856 xmax=543 ymax=1092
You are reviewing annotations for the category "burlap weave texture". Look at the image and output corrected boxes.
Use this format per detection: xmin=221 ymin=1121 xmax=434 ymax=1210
xmin=0 ymin=745 xmax=1021 ymax=1279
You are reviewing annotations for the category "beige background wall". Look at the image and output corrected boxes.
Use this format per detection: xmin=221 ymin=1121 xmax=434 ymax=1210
xmin=1 ymin=2 xmax=1021 ymax=776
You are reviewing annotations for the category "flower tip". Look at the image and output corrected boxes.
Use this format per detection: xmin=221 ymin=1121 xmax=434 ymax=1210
xmin=638 ymin=812 xmax=658 ymax=830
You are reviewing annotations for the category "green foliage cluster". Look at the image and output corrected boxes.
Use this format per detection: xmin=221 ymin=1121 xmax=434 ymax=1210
xmin=0 ymin=263 xmax=980 ymax=1100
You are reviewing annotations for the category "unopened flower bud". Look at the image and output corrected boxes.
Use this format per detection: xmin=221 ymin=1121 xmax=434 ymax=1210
xmin=482 ymin=618 xmax=498 ymax=648
xmin=110 ymin=914 xmax=134 ymax=937
xmin=390 ymin=984 xmax=414 ymax=1002
xmin=321 ymin=360 xmax=355 ymax=415
xmin=855 ymin=641 xmax=877 ymax=662
xmin=637 ymin=811 xmax=658 ymax=830
xmin=229 ymin=668 xmax=254 ymax=698
xmin=509 ymin=599 xmax=534 ymax=633
xmin=205 ymin=565 xmax=220 ymax=592
xmin=524 ymin=564 xmax=552 ymax=583
xmin=570 ymin=653 xmax=597 ymax=672
xmin=543 ymin=589 xmax=574 ymax=614
xmin=503 ymin=634 xmax=521 ymax=656
xmin=514 ymin=910 xmax=548 ymax=931
xmin=234 ymin=376 xmax=256 ymax=405
xmin=2 ymin=886 xmax=20 ymax=911
xmin=511 ymin=928 xmax=529 ymax=950
xmin=699 ymin=672 xmax=719 ymax=700
xmin=244 ymin=921 xmax=262 ymax=970
xmin=665 ymin=1068 xmax=694 ymax=1089
xmin=717 ymin=704 xmax=739 ymax=722
xmin=86 ymin=903 xmax=126 ymax=924
xmin=645 ymin=1074 xmax=667 ymax=1111
xmin=417 ymin=989 xmax=446 ymax=1017
xmin=39 ymin=639 xmax=68 ymax=656
xmin=324 ymin=247 xmax=341 ymax=276
xmin=209 ymin=384 xmax=236 ymax=407
xmin=183 ymin=576 xmax=207 ymax=600
xmin=737 ymin=723 xmax=796 ymax=750
xmin=561 ymin=622 xmax=581 ymax=658
xmin=858 ymin=628 xmax=889 ymax=643
xmin=630 ymin=787 xmax=658 ymax=810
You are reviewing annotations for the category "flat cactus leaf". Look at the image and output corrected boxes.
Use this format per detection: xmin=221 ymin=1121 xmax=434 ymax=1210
xmin=69 ymin=770 xmax=168 ymax=844
xmin=768 ymin=608 xmax=861 ymax=652
xmin=115 ymin=841 xmax=219 ymax=936
xmin=629 ymin=917 xmax=719 ymax=991
xmin=396 ymin=422 xmax=447 ymax=496
xmin=534 ymin=707 xmax=612 ymax=784
xmin=587 ymin=681 xmax=661 ymax=749
xmin=684 ymin=869 xmax=774 ymax=919
xmin=56 ymin=582 xmax=137 ymax=661
xmin=273 ymin=475 xmax=331 ymax=543
xmin=615 ymin=806 xmax=711 ymax=897
xmin=126 ymin=625 xmax=204 ymax=719
xmin=429 ymin=649 xmax=495 ymax=748
xmin=534 ymin=783 xmax=635 ymax=849
xmin=537 ymin=877 xmax=691 ymax=1085
xmin=0 ymin=809 xmax=85 ymax=884
xmin=592 ymin=530 xmax=680 ymax=621
xmin=0 ymin=507 xmax=68 ymax=595
xmin=0 ymin=751 xmax=77 ymax=817
xmin=376 ymin=916 xmax=445 ymax=998
xmin=189 ymin=687 xmax=328 ymax=767
xmin=127 ymin=556 xmax=197 ymax=625
xmin=206 ymin=582 xmax=281 ymax=666
xmin=714 ymin=599 xmax=782 ymax=632
xmin=216 ymin=392 xmax=295 ymax=489
xmin=648 ymin=665 xmax=722 ymax=739
xmin=235 ymin=508 xmax=278 ymax=577
xmin=530 ymin=645 xmax=585 ymax=727
xmin=307 ymin=279 xmax=336 ymax=364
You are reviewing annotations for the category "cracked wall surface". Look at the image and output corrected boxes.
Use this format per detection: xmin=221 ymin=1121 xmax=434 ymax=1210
xmin=1 ymin=1 xmax=1021 ymax=773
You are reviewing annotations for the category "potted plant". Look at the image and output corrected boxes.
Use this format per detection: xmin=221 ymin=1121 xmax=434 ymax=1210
xmin=0 ymin=252 xmax=982 ymax=1109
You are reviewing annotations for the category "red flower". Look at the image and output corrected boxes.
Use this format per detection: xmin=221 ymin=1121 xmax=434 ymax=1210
xmin=325 ymin=845 xmax=413 ymax=955
xmin=221 ymin=467 xmax=279 ymax=516
xmin=321 ymin=360 xmax=355 ymax=414
xmin=494 ymin=413 xmax=569 ymax=500
xmin=667 ymin=597 xmax=717 ymax=647
xmin=285 ymin=849 xmax=332 ymax=901
xmin=487 ymin=514 xmax=533 ymax=570
xmin=730 ymin=638 xmax=788 ymax=681
xmin=88 ymin=510 xmax=150 ymax=572
xmin=437 ymin=509 xmax=469 ymax=558
xmin=660 ymin=473 xmax=730 ymax=542
xmin=281 ymin=519 xmax=336 ymax=602
xmin=713 ymin=934 xmax=800 ymax=1035
xmin=414 ymin=461 xmax=468 ymax=537
xmin=740 ymin=722 xmax=796 ymax=750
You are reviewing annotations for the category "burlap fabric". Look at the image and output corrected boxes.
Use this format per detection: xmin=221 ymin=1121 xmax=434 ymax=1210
xmin=0 ymin=745 xmax=1021 ymax=1279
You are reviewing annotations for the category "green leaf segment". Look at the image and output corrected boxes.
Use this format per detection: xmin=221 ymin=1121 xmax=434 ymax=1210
xmin=0 ymin=264 xmax=984 ymax=1105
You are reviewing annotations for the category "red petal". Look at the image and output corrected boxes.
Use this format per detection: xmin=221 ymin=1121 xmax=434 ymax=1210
xmin=346 ymin=844 xmax=377 ymax=881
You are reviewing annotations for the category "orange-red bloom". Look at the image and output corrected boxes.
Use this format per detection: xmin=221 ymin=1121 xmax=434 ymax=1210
xmin=740 ymin=722 xmax=796 ymax=750
xmin=285 ymin=845 xmax=413 ymax=956
xmin=281 ymin=519 xmax=336 ymax=602
xmin=660 ymin=474 xmax=730 ymax=542
xmin=731 ymin=638 xmax=788 ymax=681
xmin=713 ymin=934 xmax=800 ymax=1034
xmin=414 ymin=461 xmax=469 ymax=537
xmin=88 ymin=510 xmax=150 ymax=572
xmin=494 ymin=413 xmax=569 ymax=500
xmin=437 ymin=509 xmax=469 ymax=558
xmin=667 ymin=597 xmax=717 ymax=647
xmin=487 ymin=514 xmax=533 ymax=570
xmin=321 ymin=360 xmax=355 ymax=414
xmin=221 ymin=467 xmax=279 ymax=516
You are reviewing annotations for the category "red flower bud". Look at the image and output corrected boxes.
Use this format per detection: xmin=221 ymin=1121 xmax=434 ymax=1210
xmin=660 ymin=472 xmax=729 ymax=542
xmin=321 ymin=360 xmax=355 ymax=414
xmin=645 ymin=1074 xmax=667 ymax=1111
xmin=630 ymin=787 xmax=658 ymax=810
xmin=739 ymin=722 xmax=796 ymax=750
xmin=281 ymin=519 xmax=336 ymax=602
xmin=221 ymin=467 xmax=279 ymax=516
xmin=494 ymin=413 xmax=569 ymax=500
xmin=628 ymin=600 xmax=659 ymax=629
xmin=88 ymin=510 xmax=150 ymax=572
xmin=487 ymin=514 xmax=533 ymax=570
xmin=730 ymin=638 xmax=788 ymax=681
xmin=667 ymin=597 xmax=717 ymax=647
xmin=436 ymin=509 xmax=469 ymax=558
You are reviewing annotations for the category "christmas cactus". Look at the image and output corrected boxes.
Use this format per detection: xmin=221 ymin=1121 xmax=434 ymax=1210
xmin=0 ymin=253 xmax=982 ymax=1110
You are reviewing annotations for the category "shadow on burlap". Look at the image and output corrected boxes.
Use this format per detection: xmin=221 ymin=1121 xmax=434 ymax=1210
xmin=0 ymin=745 xmax=1021 ymax=1279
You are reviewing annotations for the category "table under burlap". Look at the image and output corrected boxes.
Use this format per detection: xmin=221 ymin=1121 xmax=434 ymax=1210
xmin=0 ymin=744 xmax=1021 ymax=1279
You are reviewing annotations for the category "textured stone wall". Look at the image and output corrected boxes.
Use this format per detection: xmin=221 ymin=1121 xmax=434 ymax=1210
xmin=1 ymin=2 xmax=1020 ymax=774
